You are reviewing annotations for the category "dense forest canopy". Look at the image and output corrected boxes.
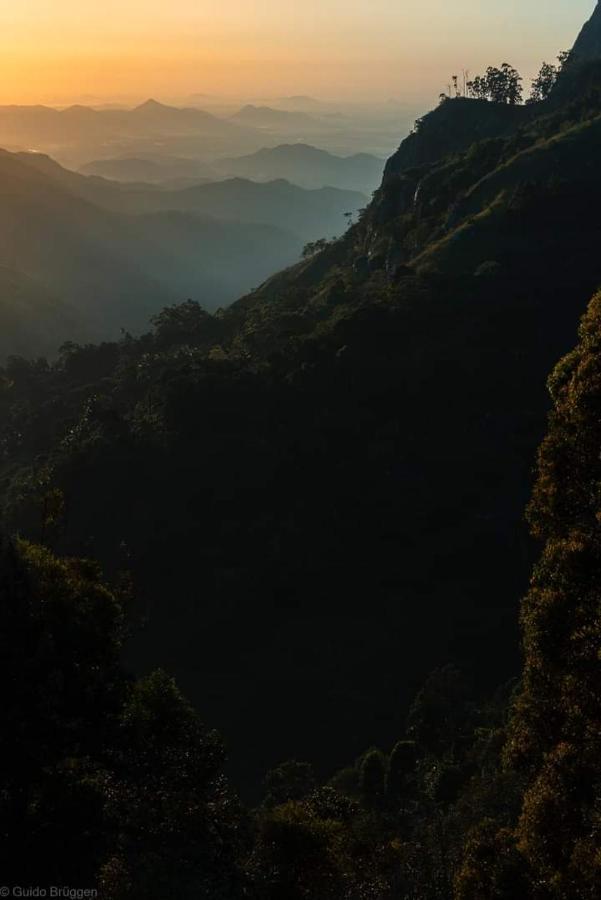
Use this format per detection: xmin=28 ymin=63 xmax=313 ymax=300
xmin=3 ymin=288 xmax=600 ymax=894
xmin=2 ymin=2 xmax=601 ymax=897
xmin=4 ymin=48 xmax=601 ymax=786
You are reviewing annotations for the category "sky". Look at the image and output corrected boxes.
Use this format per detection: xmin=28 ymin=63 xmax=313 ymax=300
xmin=0 ymin=0 xmax=595 ymax=106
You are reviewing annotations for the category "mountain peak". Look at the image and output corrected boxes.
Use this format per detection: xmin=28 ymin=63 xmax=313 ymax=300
xmin=572 ymin=1 xmax=601 ymax=61
xmin=134 ymin=98 xmax=170 ymax=112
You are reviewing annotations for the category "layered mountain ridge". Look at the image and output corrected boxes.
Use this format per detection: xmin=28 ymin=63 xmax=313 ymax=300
xmin=2 ymin=2 xmax=601 ymax=794
xmin=0 ymin=150 xmax=365 ymax=358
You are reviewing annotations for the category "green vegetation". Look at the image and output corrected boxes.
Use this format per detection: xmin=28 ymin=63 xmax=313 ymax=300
xmin=2 ymin=8 xmax=601 ymax=897
xmin=467 ymin=63 xmax=523 ymax=105
xmin=0 ymin=537 xmax=247 ymax=898
xmin=3 ymin=53 xmax=601 ymax=797
xmin=454 ymin=291 xmax=601 ymax=899
xmin=528 ymin=53 xmax=571 ymax=104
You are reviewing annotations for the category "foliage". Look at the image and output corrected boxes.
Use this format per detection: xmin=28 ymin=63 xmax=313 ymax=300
xmin=386 ymin=740 xmax=419 ymax=799
xmin=2 ymin=30 xmax=601 ymax=900
xmin=263 ymin=761 xmax=317 ymax=808
xmin=359 ymin=750 xmax=387 ymax=808
xmin=503 ymin=292 xmax=601 ymax=898
xmin=528 ymin=52 xmax=570 ymax=104
xmin=0 ymin=537 xmax=247 ymax=896
xmin=3 ymin=62 xmax=601 ymax=804
xmin=302 ymin=237 xmax=332 ymax=258
xmin=467 ymin=64 xmax=523 ymax=104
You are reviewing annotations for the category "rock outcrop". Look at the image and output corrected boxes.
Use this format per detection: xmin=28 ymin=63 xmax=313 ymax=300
xmin=572 ymin=1 xmax=601 ymax=61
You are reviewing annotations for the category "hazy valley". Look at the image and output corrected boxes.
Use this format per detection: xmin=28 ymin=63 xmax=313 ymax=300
xmin=2 ymin=2 xmax=601 ymax=898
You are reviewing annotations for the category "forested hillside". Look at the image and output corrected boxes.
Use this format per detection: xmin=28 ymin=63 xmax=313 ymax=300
xmin=2 ymin=4 xmax=601 ymax=895
xmin=3 ymin=288 xmax=600 ymax=896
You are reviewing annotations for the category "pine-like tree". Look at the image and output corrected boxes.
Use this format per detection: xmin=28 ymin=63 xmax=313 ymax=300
xmin=505 ymin=291 xmax=601 ymax=897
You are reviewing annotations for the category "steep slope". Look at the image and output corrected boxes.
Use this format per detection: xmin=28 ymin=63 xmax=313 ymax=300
xmin=572 ymin=0 xmax=601 ymax=61
xmin=3 ymin=43 xmax=601 ymax=793
xmin=229 ymin=60 xmax=601 ymax=329
xmin=505 ymin=290 xmax=601 ymax=899
xmin=384 ymin=97 xmax=532 ymax=175
xmin=455 ymin=291 xmax=601 ymax=899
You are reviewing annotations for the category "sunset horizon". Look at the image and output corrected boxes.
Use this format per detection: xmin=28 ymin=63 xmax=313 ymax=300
xmin=1 ymin=0 xmax=594 ymax=106
xmin=3 ymin=1 xmax=601 ymax=896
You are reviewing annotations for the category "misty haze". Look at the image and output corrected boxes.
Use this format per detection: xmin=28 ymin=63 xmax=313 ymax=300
xmin=2 ymin=2 xmax=601 ymax=899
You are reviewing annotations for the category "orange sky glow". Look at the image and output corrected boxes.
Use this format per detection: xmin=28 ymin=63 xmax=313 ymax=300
xmin=0 ymin=0 xmax=594 ymax=105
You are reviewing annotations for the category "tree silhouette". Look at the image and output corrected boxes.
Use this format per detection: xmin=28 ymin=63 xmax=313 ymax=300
xmin=528 ymin=52 xmax=570 ymax=103
xmin=467 ymin=63 xmax=523 ymax=104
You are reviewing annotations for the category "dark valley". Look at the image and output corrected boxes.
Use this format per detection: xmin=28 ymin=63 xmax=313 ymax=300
xmin=1 ymin=2 xmax=601 ymax=899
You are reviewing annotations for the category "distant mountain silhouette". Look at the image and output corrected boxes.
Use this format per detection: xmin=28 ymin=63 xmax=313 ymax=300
xmin=215 ymin=143 xmax=384 ymax=192
xmin=0 ymin=100 xmax=249 ymax=143
xmin=81 ymin=145 xmax=383 ymax=192
xmin=128 ymin=99 xmax=235 ymax=131
xmin=230 ymin=105 xmax=318 ymax=129
xmin=21 ymin=153 xmax=366 ymax=241
xmin=0 ymin=150 xmax=308 ymax=355
xmin=0 ymin=148 xmax=366 ymax=355
xmin=79 ymin=155 xmax=216 ymax=184
xmin=0 ymin=101 xmax=263 ymax=167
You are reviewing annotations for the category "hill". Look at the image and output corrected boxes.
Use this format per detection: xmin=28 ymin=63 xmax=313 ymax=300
xmin=0 ymin=267 xmax=77 ymax=360
xmin=79 ymin=154 xmax=216 ymax=184
xmin=0 ymin=99 xmax=263 ymax=167
xmin=0 ymin=99 xmax=251 ymax=143
xmin=3 ymin=11 xmax=601 ymax=796
xmin=572 ymin=0 xmax=601 ymax=60
xmin=3 ymin=5 xmax=601 ymax=897
xmin=214 ymin=143 xmax=384 ymax=192
xmin=17 ymin=153 xmax=366 ymax=240
xmin=19 ymin=151 xmax=365 ymax=238
xmin=0 ymin=150 xmax=307 ymax=355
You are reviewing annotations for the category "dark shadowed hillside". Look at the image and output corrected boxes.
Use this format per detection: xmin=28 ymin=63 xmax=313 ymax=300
xmin=3 ymin=3 xmax=601 ymax=897
xmin=572 ymin=0 xmax=601 ymax=60
xmin=3 ymin=41 xmax=601 ymax=799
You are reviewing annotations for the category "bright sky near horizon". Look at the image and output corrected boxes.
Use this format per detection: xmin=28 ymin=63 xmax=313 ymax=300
xmin=0 ymin=0 xmax=595 ymax=105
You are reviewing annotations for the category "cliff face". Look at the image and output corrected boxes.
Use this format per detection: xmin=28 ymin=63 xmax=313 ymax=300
xmin=383 ymin=98 xmax=531 ymax=181
xmin=572 ymin=1 xmax=601 ymax=61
